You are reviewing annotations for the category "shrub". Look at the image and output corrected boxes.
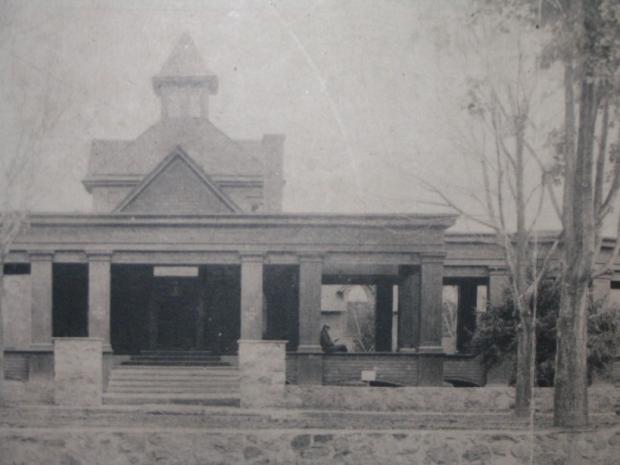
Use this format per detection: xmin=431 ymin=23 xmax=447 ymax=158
xmin=472 ymin=279 xmax=619 ymax=386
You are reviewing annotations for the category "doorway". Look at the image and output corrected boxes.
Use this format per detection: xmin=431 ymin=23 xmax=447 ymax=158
xmin=151 ymin=277 xmax=201 ymax=350
xmin=111 ymin=265 xmax=241 ymax=354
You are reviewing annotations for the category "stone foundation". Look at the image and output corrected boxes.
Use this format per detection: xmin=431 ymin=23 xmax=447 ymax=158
xmin=2 ymin=380 xmax=54 ymax=404
xmin=53 ymin=338 xmax=102 ymax=407
xmin=238 ymin=339 xmax=286 ymax=408
xmin=1 ymin=427 xmax=619 ymax=465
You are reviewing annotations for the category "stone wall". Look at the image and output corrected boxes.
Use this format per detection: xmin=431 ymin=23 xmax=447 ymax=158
xmin=284 ymin=385 xmax=620 ymax=413
xmin=1 ymin=427 xmax=619 ymax=465
xmin=2 ymin=380 xmax=54 ymax=404
xmin=53 ymin=338 xmax=102 ymax=407
xmin=3 ymin=351 xmax=54 ymax=404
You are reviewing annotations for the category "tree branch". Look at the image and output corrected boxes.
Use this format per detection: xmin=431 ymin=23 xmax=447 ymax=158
xmin=523 ymin=140 xmax=563 ymax=221
xmin=416 ymin=176 xmax=500 ymax=231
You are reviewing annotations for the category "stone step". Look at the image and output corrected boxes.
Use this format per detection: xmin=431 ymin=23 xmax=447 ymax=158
xmin=110 ymin=373 xmax=241 ymax=384
xmin=138 ymin=350 xmax=215 ymax=356
xmin=130 ymin=355 xmax=223 ymax=362
xmin=107 ymin=385 xmax=240 ymax=394
xmin=108 ymin=379 xmax=239 ymax=389
xmin=110 ymin=376 xmax=238 ymax=382
xmin=113 ymin=365 xmax=237 ymax=371
xmin=102 ymin=393 xmax=240 ymax=407
xmin=121 ymin=361 xmax=231 ymax=367
xmin=105 ymin=361 xmax=241 ymax=406
xmin=107 ymin=378 xmax=231 ymax=386
xmin=107 ymin=380 xmax=239 ymax=387
xmin=110 ymin=370 xmax=239 ymax=378
xmin=109 ymin=378 xmax=240 ymax=385
xmin=109 ymin=381 xmax=239 ymax=388
xmin=109 ymin=377 xmax=239 ymax=384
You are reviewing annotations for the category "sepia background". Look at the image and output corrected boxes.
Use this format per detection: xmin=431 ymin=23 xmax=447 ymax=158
xmin=0 ymin=0 xmax=574 ymax=232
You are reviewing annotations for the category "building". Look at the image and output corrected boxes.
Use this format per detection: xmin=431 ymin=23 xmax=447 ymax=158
xmin=3 ymin=35 xmax=619 ymax=400
xmin=2 ymin=35 xmax=458 ymax=400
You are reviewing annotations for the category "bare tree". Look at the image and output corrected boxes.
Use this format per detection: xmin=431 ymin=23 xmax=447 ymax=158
xmin=469 ymin=0 xmax=620 ymax=427
xmin=0 ymin=0 xmax=70 ymax=400
xmin=419 ymin=8 xmax=561 ymax=417
xmin=549 ymin=0 xmax=620 ymax=427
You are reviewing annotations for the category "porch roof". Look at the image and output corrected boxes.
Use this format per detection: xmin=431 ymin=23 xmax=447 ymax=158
xmin=21 ymin=211 xmax=457 ymax=229
xmin=8 ymin=212 xmax=457 ymax=264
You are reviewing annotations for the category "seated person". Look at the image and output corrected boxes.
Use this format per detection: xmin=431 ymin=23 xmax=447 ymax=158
xmin=320 ymin=324 xmax=348 ymax=353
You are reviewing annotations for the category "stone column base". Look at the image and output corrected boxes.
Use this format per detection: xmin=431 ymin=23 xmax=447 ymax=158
xmin=238 ymin=340 xmax=287 ymax=409
xmin=54 ymin=338 xmax=102 ymax=407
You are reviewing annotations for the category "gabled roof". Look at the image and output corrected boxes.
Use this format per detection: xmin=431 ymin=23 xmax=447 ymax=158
xmin=157 ymin=33 xmax=212 ymax=78
xmin=85 ymin=118 xmax=264 ymax=179
xmin=114 ymin=147 xmax=242 ymax=214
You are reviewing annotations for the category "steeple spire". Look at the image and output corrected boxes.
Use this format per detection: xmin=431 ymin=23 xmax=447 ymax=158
xmin=152 ymin=34 xmax=218 ymax=119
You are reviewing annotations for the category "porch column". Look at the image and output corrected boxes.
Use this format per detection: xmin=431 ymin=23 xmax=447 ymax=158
xmin=489 ymin=266 xmax=509 ymax=307
xmin=375 ymin=282 xmax=393 ymax=352
xmin=419 ymin=254 xmax=444 ymax=352
xmin=240 ymin=254 xmax=264 ymax=340
xmin=397 ymin=266 xmax=420 ymax=351
xmin=296 ymin=254 xmax=323 ymax=385
xmin=30 ymin=252 xmax=53 ymax=348
xmin=297 ymin=255 xmax=323 ymax=352
xmin=418 ymin=253 xmax=445 ymax=385
xmin=88 ymin=252 xmax=111 ymax=350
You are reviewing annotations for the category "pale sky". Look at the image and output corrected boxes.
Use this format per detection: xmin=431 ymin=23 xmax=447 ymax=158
xmin=0 ymin=0 xmax=575 ymax=233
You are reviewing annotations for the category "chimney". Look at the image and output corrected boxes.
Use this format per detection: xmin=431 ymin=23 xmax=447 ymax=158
xmin=261 ymin=134 xmax=286 ymax=212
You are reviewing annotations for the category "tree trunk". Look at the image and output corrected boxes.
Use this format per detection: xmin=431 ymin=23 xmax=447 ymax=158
xmin=513 ymin=107 xmax=534 ymax=417
xmin=554 ymin=30 xmax=598 ymax=425
xmin=554 ymin=280 xmax=589 ymax=426
xmin=514 ymin=315 xmax=534 ymax=417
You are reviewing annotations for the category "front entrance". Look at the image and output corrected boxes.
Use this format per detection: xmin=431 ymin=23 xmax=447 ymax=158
xmin=151 ymin=277 xmax=201 ymax=350
xmin=111 ymin=265 xmax=241 ymax=355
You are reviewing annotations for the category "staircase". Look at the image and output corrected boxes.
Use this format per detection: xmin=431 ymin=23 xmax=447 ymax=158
xmin=103 ymin=351 xmax=240 ymax=406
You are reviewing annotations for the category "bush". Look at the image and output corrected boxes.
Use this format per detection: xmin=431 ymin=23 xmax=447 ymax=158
xmin=472 ymin=279 xmax=619 ymax=386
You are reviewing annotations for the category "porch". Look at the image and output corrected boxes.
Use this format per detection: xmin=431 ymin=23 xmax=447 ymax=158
xmin=3 ymin=212 xmax=460 ymax=400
